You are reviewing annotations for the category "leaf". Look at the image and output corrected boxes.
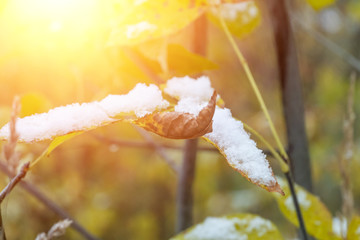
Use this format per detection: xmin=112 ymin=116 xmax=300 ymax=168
xmin=348 ymin=216 xmax=360 ymax=240
xmin=20 ymin=93 xmax=52 ymax=117
xmin=108 ymin=1 xmax=204 ymax=46
xmin=134 ymin=91 xmax=217 ymax=139
xmin=274 ymin=178 xmax=341 ymax=240
xmin=306 ymin=0 xmax=335 ymax=11
xmin=46 ymin=132 xmax=84 ymax=156
xmin=167 ymin=44 xmax=218 ymax=76
xmin=208 ymin=1 xmax=261 ymax=39
xmin=171 ymin=214 xmax=283 ymax=240
xmin=163 ymin=76 xmax=282 ymax=194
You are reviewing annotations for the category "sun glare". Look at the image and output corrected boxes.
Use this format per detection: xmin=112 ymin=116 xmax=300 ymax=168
xmin=2 ymin=0 xmax=107 ymax=49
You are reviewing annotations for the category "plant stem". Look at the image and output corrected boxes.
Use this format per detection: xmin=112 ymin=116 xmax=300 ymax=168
xmin=176 ymin=138 xmax=198 ymax=233
xmin=219 ymin=15 xmax=289 ymax=163
xmin=219 ymin=11 xmax=309 ymax=239
xmin=285 ymin=172 xmax=309 ymax=240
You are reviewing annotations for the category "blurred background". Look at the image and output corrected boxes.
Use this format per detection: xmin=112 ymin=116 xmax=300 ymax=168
xmin=0 ymin=0 xmax=359 ymax=239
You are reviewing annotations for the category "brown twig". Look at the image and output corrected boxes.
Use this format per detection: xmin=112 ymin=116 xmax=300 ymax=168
xmin=338 ymin=73 xmax=356 ymax=221
xmin=0 ymin=162 xmax=30 ymax=204
xmin=134 ymin=127 xmax=179 ymax=173
xmin=0 ymin=161 xmax=100 ymax=240
xmin=3 ymin=96 xmax=20 ymax=173
xmin=90 ymin=133 xmax=217 ymax=152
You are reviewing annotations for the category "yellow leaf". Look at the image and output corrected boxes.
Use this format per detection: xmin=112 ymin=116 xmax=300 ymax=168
xmin=208 ymin=1 xmax=261 ymax=39
xmin=46 ymin=132 xmax=84 ymax=156
xmin=274 ymin=178 xmax=341 ymax=240
xmin=134 ymin=91 xmax=216 ymax=139
xmin=30 ymin=131 xmax=83 ymax=168
xmin=108 ymin=1 xmax=204 ymax=46
xmin=348 ymin=216 xmax=360 ymax=240
xmin=167 ymin=44 xmax=218 ymax=76
xmin=20 ymin=93 xmax=52 ymax=117
xmin=171 ymin=214 xmax=283 ymax=240
xmin=306 ymin=0 xmax=335 ymax=11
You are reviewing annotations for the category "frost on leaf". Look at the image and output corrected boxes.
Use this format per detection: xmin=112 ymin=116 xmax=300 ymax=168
xmin=171 ymin=214 xmax=283 ymax=240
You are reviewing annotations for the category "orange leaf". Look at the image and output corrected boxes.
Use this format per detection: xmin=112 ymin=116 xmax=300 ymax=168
xmin=135 ymin=91 xmax=217 ymax=139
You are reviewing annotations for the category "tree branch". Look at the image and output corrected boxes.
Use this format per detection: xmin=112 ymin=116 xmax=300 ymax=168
xmin=0 ymin=161 xmax=100 ymax=240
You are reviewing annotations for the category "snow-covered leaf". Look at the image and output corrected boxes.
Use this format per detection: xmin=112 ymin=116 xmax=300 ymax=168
xmin=164 ymin=76 xmax=282 ymax=194
xmin=0 ymin=76 xmax=281 ymax=194
xmin=348 ymin=216 xmax=360 ymax=240
xmin=171 ymin=214 xmax=283 ymax=240
xmin=208 ymin=0 xmax=260 ymax=39
xmin=108 ymin=0 xmax=257 ymax=46
xmin=108 ymin=1 xmax=204 ymax=46
xmin=274 ymin=178 xmax=341 ymax=240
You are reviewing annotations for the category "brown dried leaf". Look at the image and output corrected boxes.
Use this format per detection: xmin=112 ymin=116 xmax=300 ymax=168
xmin=135 ymin=91 xmax=217 ymax=139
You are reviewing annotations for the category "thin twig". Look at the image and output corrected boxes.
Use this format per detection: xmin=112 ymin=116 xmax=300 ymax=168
xmin=3 ymin=96 xmax=20 ymax=173
xmin=338 ymin=73 xmax=356 ymax=221
xmin=0 ymin=162 xmax=30 ymax=204
xmin=291 ymin=14 xmax=360 ymax=73
xmin=134 ymin=127 xmax=179 ymax=173
xmin=218 ymin=13 xmax=289 ymax=163
xmin=91 ymin=133 xmax=217 ymax=152
xmin=285 ymin=172 xmax=309 ymax=240
xmin=0 ymin=161 xmax=100 ymax=240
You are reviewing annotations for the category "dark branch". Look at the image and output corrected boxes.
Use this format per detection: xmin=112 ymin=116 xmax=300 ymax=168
xmin=0 ymin=161 xmax=100 ymax=240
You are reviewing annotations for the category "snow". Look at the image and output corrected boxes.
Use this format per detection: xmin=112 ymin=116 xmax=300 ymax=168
xmin=165 ymin=76 xmax=277 ymax=187
xmin=165 ymin=76 xmax=214 ymax=102
xmin=99 ymin=83 xmax=169 ymax=118
xmin=184 ymin=216 xmax=274 ymax=239
xmin=184 ymin=217 xmax=248 ymax=240
xmin=214 ymin=1 xmax=258 ymax=21
xmin=205 ymin=107 xmax=276 ymax=186
xmin=356 ymin=226 xmax=360 ymax=235
xmin=285 ymin=190 xmax=311 ymax=212
xmin=0 ymin=75 xmax=278 ymax=189
xmin=238 ymin=216 xmax=274 ymax=237
xmin=0 ymin=84 xmax=169 ymax=142
xmin=126 ymin=21 xmax=157 ymax=39
xmin=332 ymin=217 xmax=347 ymax=238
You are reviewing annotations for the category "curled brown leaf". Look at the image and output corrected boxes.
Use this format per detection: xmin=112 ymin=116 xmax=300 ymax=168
xmin=135 ymin=91 xmax=217 ymax=139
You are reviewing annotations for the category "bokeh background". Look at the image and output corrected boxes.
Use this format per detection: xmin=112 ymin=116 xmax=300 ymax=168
xmin=0 ymin=0 xmax=359 ymax=239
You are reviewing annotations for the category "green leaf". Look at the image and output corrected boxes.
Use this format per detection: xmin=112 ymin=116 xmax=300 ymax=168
xmin=171 ymin=214 xmax=283 ymax=240
xmin=167 ymin=44 xmax=218 ymax=76
xmin=274 ymin=178 xmax=341 ymax=240
xmin=208 ymin=1 xmax=261 ymax=39
xmin=348 ymin=216 xmax=360 ymax=240
xmin=306 ymin=0 xmax=335 ymax=11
